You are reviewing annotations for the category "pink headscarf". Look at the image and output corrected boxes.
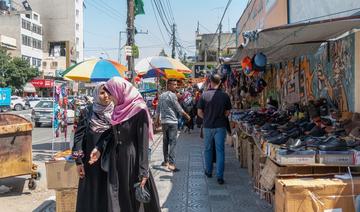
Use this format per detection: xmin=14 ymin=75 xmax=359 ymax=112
xmin=105 ymin=77 xmax=154 ymax=141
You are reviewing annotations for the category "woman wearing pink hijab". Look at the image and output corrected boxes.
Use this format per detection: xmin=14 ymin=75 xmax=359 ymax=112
xmin=89 ymin=77 xmax=160 ymax=212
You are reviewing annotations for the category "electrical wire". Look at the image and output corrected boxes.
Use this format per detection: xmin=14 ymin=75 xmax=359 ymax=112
xmin=150 ymin=0 xmax=170 ymax=46
xmin=207 ymin=0 xmax=233 ymax=48
xmin=152 ymin=0 xmax=172 ymax=35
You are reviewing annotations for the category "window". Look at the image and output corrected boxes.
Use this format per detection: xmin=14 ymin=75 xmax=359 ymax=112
xmin=31 ymin=38 xmax=42 ymax=49
xmin=76 ymin=51 xmax=79 ymax=59
xmin=49 ymin=42 xmax=66 ymax=57
xmin=32 ymin=58 xmax=37 ymax=66
xmin=35 ymin=58 xmax=41 ymax=67
xmin=76 ymin=9 xmax=79 ymax=17
xmin=33 ymin=14 xmax=38 ymax=21
xmin=21 ymin=35 xmax=31 ymax=46
xmin=21 ymin=19 xmax=31 ymax=30
xmin=22 ymin=55 xmax=31 ymax=62
xmin=76 ymin=24 xmax=79 ymax=31
xmin=42 ymin=61 xmax=47 ymax=67
xmin=32 ymin=24 xmax=42 ymax=35
xmin=50 ymin=61 xmax=58 ymax=69
xmin=25 ymin=14 xmax=30 ymax=19
xmin=76 ymin=37 xmax=79 ymax=46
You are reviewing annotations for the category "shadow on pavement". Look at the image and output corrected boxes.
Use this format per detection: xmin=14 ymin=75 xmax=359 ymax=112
xmin=32 ymin=198 xmax=56 ymax=212
xmin=0 ymin=177 xmax=30 ymax=197
xmin=32 ymin=142 xmax=70 ymax=151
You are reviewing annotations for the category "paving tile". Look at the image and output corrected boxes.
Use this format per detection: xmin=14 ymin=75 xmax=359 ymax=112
xmin=151 ymin=129 xmax=272 ymax=212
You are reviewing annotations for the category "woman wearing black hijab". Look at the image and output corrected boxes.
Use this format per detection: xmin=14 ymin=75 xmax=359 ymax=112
xmin=72 ymin=82 xmax=114 ymax=212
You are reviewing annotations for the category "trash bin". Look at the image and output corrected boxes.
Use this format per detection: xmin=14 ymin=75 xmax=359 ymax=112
xmin=0 ymin=114 xmax=39 ymax=190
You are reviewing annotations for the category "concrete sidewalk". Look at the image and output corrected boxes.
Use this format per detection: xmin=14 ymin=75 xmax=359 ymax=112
xmin=150 ymin=128 xmax=272 ymax=212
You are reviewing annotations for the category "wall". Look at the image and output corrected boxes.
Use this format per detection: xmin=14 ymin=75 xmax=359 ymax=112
xmin=0 ymin=14 xmax=21 ymax=57
xmin=26 ymin=0 xmax=79 ymax=64
xmin=270 ymin=33 xmax=357 ymax=112
xmin=288 ymin=0 xmax=360 ymax=24
xmin=235 ymin=0 xmax=287 ymax=46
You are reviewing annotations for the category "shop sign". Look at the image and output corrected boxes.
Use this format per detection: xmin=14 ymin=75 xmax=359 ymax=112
xmin=31 ymin=79 xmax=54 ymax=88
xmin=0 ymin=87 xmax=11 ymax=106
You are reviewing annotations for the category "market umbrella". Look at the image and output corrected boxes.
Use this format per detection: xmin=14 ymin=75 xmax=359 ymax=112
xmin=163 ymin=69 xmax=185 ymax=79
xmin=139 ymin=69 xmax=185 ymax=80
xmin=62 ymin=59 xmax=127 ymax=82
xmin=135 ymin=56 xmax=191 ymax=75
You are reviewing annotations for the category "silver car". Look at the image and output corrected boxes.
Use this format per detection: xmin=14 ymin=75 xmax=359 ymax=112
xmin=31 ymin=100 xmax=74 ymax=127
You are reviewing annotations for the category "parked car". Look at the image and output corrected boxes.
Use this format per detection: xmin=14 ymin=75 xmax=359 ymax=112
xmin=31 ymin=100 xmax=75 ymax=127
xmin=25 ymin=97 xmax=41 ymax=109
xmin=10 ymin=96 xmax=27 ymax=111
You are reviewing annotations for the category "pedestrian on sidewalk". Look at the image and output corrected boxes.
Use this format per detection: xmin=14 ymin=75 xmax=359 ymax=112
xmin=197 ymin=74 xmax=232 ymax=185
xmin=89 ymin=77 xmax=161 ymax=212
xmin=72 ymin=82 xmax=113 ymax=212
xmin=155 ymin=79 xmax=191 ymax=172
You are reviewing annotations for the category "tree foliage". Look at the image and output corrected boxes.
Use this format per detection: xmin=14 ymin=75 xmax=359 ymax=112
xmin=0 ymin=48 xmax=39 ymax=93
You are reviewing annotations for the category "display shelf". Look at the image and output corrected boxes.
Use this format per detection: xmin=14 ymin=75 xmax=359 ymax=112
xmin=236 ymin=125 xmax=359 ymax=168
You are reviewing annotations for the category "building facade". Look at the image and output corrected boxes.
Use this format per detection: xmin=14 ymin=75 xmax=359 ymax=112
xmin=194 ymin=32 xmax=236 ymax=77
xmin=0 ymin=9 xmax=43 ymax=68
xmin=235 ymin=0 xmax=360 ymax=46
xmin=24 ymin=0 xmax=84 ymax=78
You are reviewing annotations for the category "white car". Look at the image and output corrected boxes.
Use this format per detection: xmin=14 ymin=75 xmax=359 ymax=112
xmin=25 ymin=97 xmax=42 ymax=109
xmin=10 ymin=96 xmax=27 ymax=111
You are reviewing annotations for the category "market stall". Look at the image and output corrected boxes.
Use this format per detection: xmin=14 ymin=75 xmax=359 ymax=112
xmin=222 ymin=16 xmax=360 ymax=211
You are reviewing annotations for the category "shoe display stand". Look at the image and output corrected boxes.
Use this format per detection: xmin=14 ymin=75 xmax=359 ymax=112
xmin=230 ymin=120 xmax=360 ymax=210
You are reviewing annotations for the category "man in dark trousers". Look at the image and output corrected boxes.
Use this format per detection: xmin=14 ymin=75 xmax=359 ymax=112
xmin=197 ymin=74 xmax=232 ymax=184
xmin=156 ymin=79 xmax=190 ymax=172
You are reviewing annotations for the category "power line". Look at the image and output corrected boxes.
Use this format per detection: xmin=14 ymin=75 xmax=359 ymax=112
xmin=199 ymin=23 xmax=212 ymax=33
xmin=86 ymin=0 xmax=122 ymax=22
xmin=207 ymin=0 xmax=233 ymax=47
xmin=150 ymin=0 xmax=169 ymax=46
xmin=152 ymin=0 xmax=172 ymax=35
xmin=165 ymin=0 xmax=175 ymax=23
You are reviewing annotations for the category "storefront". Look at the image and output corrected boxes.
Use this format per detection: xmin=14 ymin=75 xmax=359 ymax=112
xmin=30 ymin=79 xmax=54 ymax=97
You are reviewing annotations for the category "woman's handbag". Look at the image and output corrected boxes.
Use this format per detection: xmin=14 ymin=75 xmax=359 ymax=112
xmin=134 ymin=182 xmax=151 ymax=203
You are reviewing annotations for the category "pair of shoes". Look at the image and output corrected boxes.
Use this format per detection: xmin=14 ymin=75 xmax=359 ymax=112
xmin=168 ymin=164 xmax=180 ymax=172
xmin=161 ymin=161 xmax=169 ymax=167
xmin=217 ymin=178 xmax=225 ymax=185
xmin=204 ymin=171 xmax=212 ymax=178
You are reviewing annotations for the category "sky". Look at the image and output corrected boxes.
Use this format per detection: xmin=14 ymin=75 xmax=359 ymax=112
xmin=84 ymin=0 xmax=248 ymax=64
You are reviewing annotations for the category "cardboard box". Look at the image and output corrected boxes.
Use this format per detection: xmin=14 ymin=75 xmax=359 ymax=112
xmin=56 ymin=189 xmax=77 ymax=212
xmin=318 ymin=151 xmax=354 ymax=165
xmin=240 ymin=138 xmax=249 ymax=168
xmin=46 ymin=160 xmax=79 ymax=189
xmin=259 ymin=159 xmax=313 ymax=190
xmin=246 ymin=140 xmax=253 ymax=175
xmin=276 ymin=149 xmax=316 ymax=165
xmin=275 ymin=177 xmax=360 ymax=212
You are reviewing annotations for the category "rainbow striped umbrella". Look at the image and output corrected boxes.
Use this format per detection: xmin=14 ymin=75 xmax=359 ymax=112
xmin=62 ymin=59 xmax=127 ymax=82
xmin=135 ymin=56 xmax=191 ymax=75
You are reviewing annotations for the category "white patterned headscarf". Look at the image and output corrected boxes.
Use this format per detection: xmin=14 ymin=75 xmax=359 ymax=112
xmin=89 ymin=82 xmax=114 ymax=133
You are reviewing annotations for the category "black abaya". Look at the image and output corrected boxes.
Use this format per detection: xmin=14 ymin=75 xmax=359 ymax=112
xmin=98 ymin=109 xmax=161 ymax=212
xmin=72 ymin=106 xmax=108 ymax=212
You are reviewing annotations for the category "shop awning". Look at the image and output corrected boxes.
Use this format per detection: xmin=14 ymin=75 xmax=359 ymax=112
xmin=23 ymin=82 xmax=36 ymax=93
xmin=232 ymin=15 xmax=360 ymax=63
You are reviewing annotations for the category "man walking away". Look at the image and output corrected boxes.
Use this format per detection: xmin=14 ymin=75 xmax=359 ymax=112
xmin=156 ymin=79 xmax=190 ymax=172
xmin=197 ymin=74 xmax=232 ymax=184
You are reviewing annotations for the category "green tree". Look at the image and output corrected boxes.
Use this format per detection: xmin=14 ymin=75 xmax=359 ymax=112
xmin=0 ymin=48 xmax=39 ymax=93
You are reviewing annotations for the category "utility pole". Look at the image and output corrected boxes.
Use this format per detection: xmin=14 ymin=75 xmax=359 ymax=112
xmin=204 ymin=43 xmax=208 ymax=71
xmin=118 ymin=31 xmax=127 ymax=64
xmin=127 ymin=0 xmax=135 ymax=83
xmin=171 ymin=24 xmax=176 ymax=59
xmin=217 ymin=23 xmax=222 ymax=65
